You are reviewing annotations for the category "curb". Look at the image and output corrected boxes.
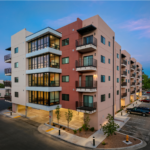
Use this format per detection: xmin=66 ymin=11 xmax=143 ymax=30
xmin=38 ymin=124 xmax=146 ymax=150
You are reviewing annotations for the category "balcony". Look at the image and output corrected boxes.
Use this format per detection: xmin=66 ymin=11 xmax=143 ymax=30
xmin=121 ymin=60 xmax=127 ymax=67
xmin=137 ymin=82 xmax=140 ymax=86
xmin=137 ymin=89 xmax=140 ymax=92
xmin=137 ymin=68 xmax=140 ymax=72
xmin=75 ymin=58 xmax=97 ymax=72
xmin=76 ymin=80 xmax=97 ymax=92
xmin=131 ymin=82 xmax=136 ymax=87
xmin=121 ymin=82 xmax=127 ymax=88
xmin=4 ymin=54 xmax=11 ymax=63
xmin=76 ymin=101 xmax=97 ymax=114
xmin=4 ymin=81 xmax=11 ymax=87
xmin=131 ymin=90 xmax=135 ymax=95
xmin=4 ymin=95 xmax=11 ymax=102
xmin=76 ymin=36 xmax=97 ymax=53
xmin=4 ymin=68 xmax=11 ymax=76
xmin=131 ymin=74 xmax=135 ymax=78
xmin=131 ymin=65 xmax=135 ymax=71
xmin=121 ymin=93 xmax=127 ymax=98
xmin=137 ymin=76 xmax=140 ymax=79
xmin=121 ymin=71 xmax=127 ymax=77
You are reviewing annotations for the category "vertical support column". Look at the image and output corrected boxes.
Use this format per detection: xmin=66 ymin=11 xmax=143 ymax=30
xmin=25 ymin=106 xmax=28 ymax=117
xmin=49 ymin=110 xmax=53 ymax=125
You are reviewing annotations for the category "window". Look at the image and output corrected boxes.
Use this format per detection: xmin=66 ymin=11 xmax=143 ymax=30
xmin=101 ymin=94 xmax=105 ymax=102
xmin=108 ymin=76 xmax=111 ymax=81
xmin=101 ymin=55 xmax=105 ymax=63
xmin=101 ymin=36 xmax=105 ymax=45
xmin=126 ymin=79 xmax=127 ymax=82
xmin=101 ymin=75 xmax=105 ymax=82
xmin=117 ymin=53 xmax=119 ymax=58
xmin=128 ymin=89 xmax=130 ymax=92
xmin=62 ymin=38 xmax=69 ymax=46
xmin=15 ymin=92 xmax=19 ymax=97
xmin=108 ymin=41 xmax=111 ymax=47
xmin=117 ymin=90 xmax=119 ymax=95
xmin=0 ymin=93 xmax=1 ymax=96
xmin=128 ymin=79 xmax=130 ymax=83
xmin=128 ymin=61 xmax=129 ymax=64
xmin=108 ymin=59 xmax=110 ymax=64
xmin=62 ymin=94 xmax=69 ymax=101
xmin=117 ymin=78 xmax=119 ymax=83
xmin=14 ymin=77 xmax=18 ymax=83
xmin=62 ymin=76 xmax=69 ymax=82
xmin=128 ymin=70 xmax=130 ymax=74
xmin=62 ymin=57 xmax=69 ymax=64
xmin=14 ymin=62 xmax=18 ymax=68
xmin=117 ymin=66 xmax=119 ymax=71
xmin=108 ymin=93 xmax=111 ymax=98
xmin=14 ymin=47 xmax=18 ymax=53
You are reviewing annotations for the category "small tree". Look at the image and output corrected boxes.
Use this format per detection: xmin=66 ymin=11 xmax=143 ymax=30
xmin=65 ymin=109 xmax=73 ymax=130
xmin=55 ymin=105 xmax=61 ymax=126
xmin=82 ymin=112 xmax=90 ymax=134
xmin=100 ymin=114 xmax=119 ymax=137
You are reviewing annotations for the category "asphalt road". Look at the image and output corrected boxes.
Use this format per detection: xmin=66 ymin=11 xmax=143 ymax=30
xmin=119 ymin=101 xmax=150 ymax=150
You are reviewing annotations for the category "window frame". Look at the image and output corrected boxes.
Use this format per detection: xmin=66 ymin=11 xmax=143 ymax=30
xmin=101 ymin=75 xmax=105 ymax=82
xmin=101 ymin=55 xmax=105 ymax=63
xmin=62 ymin=57 xmax=69 ymax=64
xmin=101 ymin=35 xmax=105 ymax=45
xmin=14 ymin=77 xmax=19 ymax=83
xmin=62 ymin=94 xmax=69 ymax=101
xmin=15 ymin=92 xmax=19 ymax=97
xmin=62 ymin=38 xmax=69 ymax=46
xmin=14 ymin=62 xmax=19 ymax=68
xmin=101 ymin=94 xmax=105 ymax=102
xmin=14 ymin=47 xmax=18 ymax=54
xmin=62 ymin=75 xmax=69 ymax=82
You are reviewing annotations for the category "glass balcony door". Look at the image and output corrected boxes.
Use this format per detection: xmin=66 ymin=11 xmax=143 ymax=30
xmin=83 ymin=55 xmax=93 ymax=67
xmin=86 ymin=75 xmax=93 ymax=87
xmin=83 ymin=35 xmax=93 ymax=45
xmin=83 ymin=95 xmax=93 ymax=107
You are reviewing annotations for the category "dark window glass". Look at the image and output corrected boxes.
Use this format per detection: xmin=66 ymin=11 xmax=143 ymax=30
xmin=14 ymin=62 xmax=18 ymax=68
xmin=62 ymin=94 xmax=69 ymax=101
xmin=108 ymin=59 xmax=110 ymax=64
xmin=108 ymin=93 xmax=110 ymax=98
xmin=14 ymin=47 xmax=18 ymax=53
xmin=101 ymin=55 xmax=105 ymax=63
xmin=117 ymin=78 xmax=119 ymax=83
xmin=14 ymin=77 xmax=18 ymax=83
xmin=101 ymin=75 xmax=105 ymax=82
xmin=108 ymin=41 xmax=110 ymax=47
xmin=108 ymin=76 xmax=110 ymax=81
xmin=62 ymin=76 xmax=69 ymax=82
xmin=117 ymin=66 xmax=119 ymax=71
xmin=101 ymin=36 xmax=105 ymax=45
xmin=117 ymin=53 xmax=119 ymax=58
xmin=62 ymin=38 xmax=69 ymax=46
xmin=62 ymin=57 xmax=69 ymax=64
xmin=117 ymin=90 xmax=119 ymax=95
xmin=15 ymin=92 xmax=19 ymax=97
xmin=101 ymin=94 xmax=105 ymax=102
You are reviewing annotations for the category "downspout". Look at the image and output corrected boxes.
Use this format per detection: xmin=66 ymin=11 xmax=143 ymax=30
xmin=113 ymin=36 xmax=114 ymax=119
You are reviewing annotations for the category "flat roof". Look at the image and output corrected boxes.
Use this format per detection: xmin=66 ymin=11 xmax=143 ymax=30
xmin=77 ymin=25 xmax=97 ymax=35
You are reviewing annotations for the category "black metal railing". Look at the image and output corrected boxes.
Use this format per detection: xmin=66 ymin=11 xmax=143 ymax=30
xmin=131 ymin=90 xmax=135 ymax=94
xmin=4 ymin=81 xmax=11 ymax=87
xmin=121 ymin=93 xmax=127 ymax=98
xmin=137 ymin=68 xmax=140 ymax=72
xmin=137 ymin=76 xmax=140 ymax=78
xmin=76 ymin=101 xmax=97 ymax=111
xmin=137 ymin=89 xmax=140 ymax=92
xmin=75 ymin=58 xmax=97 ymax=68
xmin=4 ymin=68 xmax=11 ymax=74
xmin=76 ymin=36 xmax=97 ymax=47
xmin=4 ymin=54 xmax=11 ymax=61
xmin=131 ymin=74 xmax=135 ymax=78
xmin=121 ymin=82 xmax=127 ymax=86
xmin=4 ymin=95 xmax=11 ymax=101
xmin=131 ymin=82 xmax=136 ymax=86
xmin=131 ymin=65 xmax=135 ymax=70
xmin=76 ymin=81 xmax=97 ymax=89
xmin=121 ymin=71 xmax=127 ymax=76
xmin=28 ymin=80 xmax=60 ymax=87
xmin=121 ymin=60 xmax=127 ymax=66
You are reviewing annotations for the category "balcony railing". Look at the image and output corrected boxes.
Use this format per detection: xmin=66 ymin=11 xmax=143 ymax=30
xmin=4 ymin=68 xmax=11 ymax=74
xmin=137 ymin=82 xmax=140 ymax=85
xmin=121 ymin=71 xmax=127 ymax=76
xmin=121 ymin=82 xmax=127 ymax=86
xmin=4 ymin=54 xmax=11 ymax=61
xmin=4 ymin=95 xmax=11 ymax=101
xmin=28 ymin=80 xmax=60 ymax=87
xmin=76 ymin=80 xmax=97 ymax=89
xmin=75 ymin=58 xmax=97 ymax=68
xmin=131 ymin=65 xmax=135 ymax=70
xmin=137 ymin=68 xmax=140 ymax=72
xmin=131 ymin=74 xmax=135 ymax=78
xmin=137 ymin=76 xmax=140 ymax=78
xmin=76 ymin=36 xmax=97 ymax=47
xmin=121 ymin=93 xmax=127 ymax=98
xmin=137 ymin=89 xmax=140 ymax=92
xmin=4 ymin=81 xmax=11 ymax=87
xmin=121 ymin=60 xmax=127 ymax=66
xmin=76 ymin=101 xmax=97 ymax=112
xmin=131 ymin=82 xmax=136 ymax=86
xmin=131 ymin=90 xmax=135 ymax=94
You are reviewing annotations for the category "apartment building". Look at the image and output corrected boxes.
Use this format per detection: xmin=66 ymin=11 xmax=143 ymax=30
xmin=4 ymin=15 xmax=143 ymax=130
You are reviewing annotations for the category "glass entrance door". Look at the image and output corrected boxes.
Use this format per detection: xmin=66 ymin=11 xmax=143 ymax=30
xmin=86 ymin=75 xmax=93 ymax=87
xmin=83 ymin=95 xmax=93 ymax=107
xmin=83 ymin=55 xmax=93 ymax=66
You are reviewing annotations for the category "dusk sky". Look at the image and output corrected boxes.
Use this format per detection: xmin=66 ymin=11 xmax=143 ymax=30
xmin=0 ymin=1 xmax=150 ymax=80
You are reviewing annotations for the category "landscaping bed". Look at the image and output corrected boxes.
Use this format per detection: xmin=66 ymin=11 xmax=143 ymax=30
xmin=97 ymin=132 xmax=141 ymax=148
xmin=49 ymin=123 xmax=97 ymax=138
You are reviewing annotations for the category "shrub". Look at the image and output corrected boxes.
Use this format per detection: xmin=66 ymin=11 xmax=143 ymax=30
xmin=73 ymin=129 xmax=77 ymax=134
xmin=90 ymin=127 xmax=94 ymax=132
xmin=101 ymin=141 xmax=106 ymax=145
xmin=79 ymin=128 xmax=82 ymax=132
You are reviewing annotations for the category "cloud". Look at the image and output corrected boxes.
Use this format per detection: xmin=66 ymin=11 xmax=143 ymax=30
xmin=43 ymin=13 xmax=84 ymax=29
xmin=120 ymin=18 xmax=150 ymax=38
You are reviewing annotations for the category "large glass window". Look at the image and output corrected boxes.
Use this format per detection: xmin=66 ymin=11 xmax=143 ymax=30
xmin=50 ymin=54 xmax=60 ymax=68
xmin=62 ymin=38 xmax=69 ymax=46
xmin=50 ymin=35 xmax=60 ymax=50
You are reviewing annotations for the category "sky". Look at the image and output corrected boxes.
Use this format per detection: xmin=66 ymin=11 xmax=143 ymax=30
xmin=0 ymin=1 xmax=150 ymax=80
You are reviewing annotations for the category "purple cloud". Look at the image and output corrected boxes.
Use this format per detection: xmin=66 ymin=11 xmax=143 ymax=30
xmin=120 ymin=18 xmax=150 ymax=38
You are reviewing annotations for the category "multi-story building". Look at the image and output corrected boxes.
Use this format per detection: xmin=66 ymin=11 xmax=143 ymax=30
xmin=3 ymin=15 xmax=143 ymax=130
